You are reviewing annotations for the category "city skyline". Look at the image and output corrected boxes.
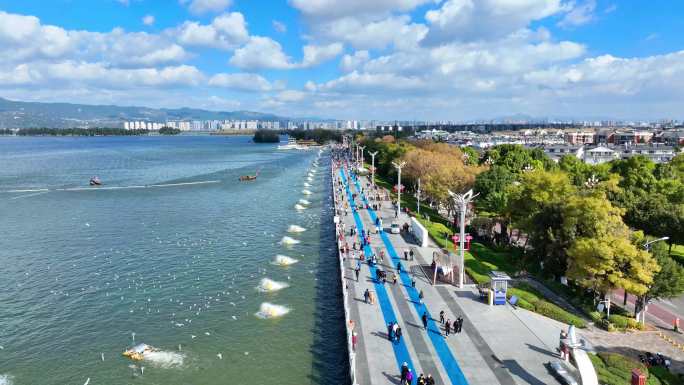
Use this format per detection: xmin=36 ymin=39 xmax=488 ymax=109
xmin=0 ymin=1 xmax=683 ymax=120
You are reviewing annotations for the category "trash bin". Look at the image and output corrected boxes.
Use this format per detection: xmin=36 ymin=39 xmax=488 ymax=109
xmin=631 ymin=369 xmax=646 ymax=385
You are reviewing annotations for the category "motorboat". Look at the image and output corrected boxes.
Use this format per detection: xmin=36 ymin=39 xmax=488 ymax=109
xmin=239 ymin=168 xmax=260 ymax=181
xmin=277 ymin=138 xmax=308 ymax=150
xmin=122 ymin=343 xmax=157 ymax=361
xmin=89 ymin=176 xmax=102 ymax=186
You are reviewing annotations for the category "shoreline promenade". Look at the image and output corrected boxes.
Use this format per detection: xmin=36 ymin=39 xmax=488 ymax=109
xmin=331 ymin=152 xmax=573 ymax=385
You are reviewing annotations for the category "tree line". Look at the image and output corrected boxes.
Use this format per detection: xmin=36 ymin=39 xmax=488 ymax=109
xmin=15 ymin=128 xmax=150 ymax=136
xmin=360 ymin=135 xmax=684 ymax=319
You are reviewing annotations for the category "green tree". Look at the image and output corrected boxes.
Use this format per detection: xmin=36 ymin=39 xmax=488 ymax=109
xmin=634 ymin=240 xmax=684 ymax=322
xmin=567 ymin=234 xmax=658 ymax=302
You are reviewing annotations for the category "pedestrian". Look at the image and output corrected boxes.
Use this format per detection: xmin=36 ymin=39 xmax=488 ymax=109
xmin=388 ymin=323 xmax=394 ymax=341
xmin=352 ymin=332 xmax=357 ymax=351
xmin=445 ymin=319 xmax=451 ymax=336
xmin=417 ymin=373 xmax=426 ymax=385
xmin=404 ymin=250 xmax=409 ymax=260
xmin=426 ymin=374 xmax=435 ymax=385
xmin=392 ymin=274 xmax=397 ymax=285
xmin=392 ymin=322 xmax=399 ymax=338
xmin=400 ymin=362 xmax=409 ymax=384
xmin=411 ymin=277 xmax=416 ymax=288
xmin=418 ymin=289 xmax=424 ymax=304
xmin=421 ymin=312 xmax=428 ymax=330
xmin=457 ymin=317 xmax=463 ymax=333
xmin=410 ymin=249 xmax=415 ymax=261
xmin=395 ymin=326 xmax=402 ymax=344
xmin=355 ymin=266 xmax=360 ymax=282
xmin=406 ymin=369 xmax=414 ymax=385
xmin=397 ymin=262 xmax=402 ymax=273
xmin=363 ymin=289 xmax=370 ymax=304
xmin=439 ymin=310 xmax=445 ymax=324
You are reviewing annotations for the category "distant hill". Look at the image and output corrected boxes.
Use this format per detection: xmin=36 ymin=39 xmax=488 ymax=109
xmin=0 ymin=97 xmax=288 ymax=128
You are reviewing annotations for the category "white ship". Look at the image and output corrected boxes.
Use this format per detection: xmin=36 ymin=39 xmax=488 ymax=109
xmin=277 ymin=137 xmax=309 ymax=150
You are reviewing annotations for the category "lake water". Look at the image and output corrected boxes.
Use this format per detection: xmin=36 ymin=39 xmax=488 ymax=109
xmin=0 ymin=136 xmax=347 ymax=385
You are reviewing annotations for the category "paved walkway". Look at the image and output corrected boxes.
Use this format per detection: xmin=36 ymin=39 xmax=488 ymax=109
xmin=332 ymin=162 xmax=574 ymax=385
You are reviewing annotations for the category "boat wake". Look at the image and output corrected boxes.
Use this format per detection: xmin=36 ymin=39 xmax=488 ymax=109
xmin=143 ymin=350 xmax=184 ymax=368
xmin=255 ymin=302 xmax=290 ymax=319
xmin=280 ymin=236 xmax=300 ymax=245
xmin=294 ymin=204 xmax=306 ymax=210
xmin=272 ymin=255 xmax=298 ymax=266
xmin=298 ymin=199 xmax=310 ymax=205
xmin=257 ymin=278 xmax=289 ymax=292
xmin=301 ymin=189 xmax=312 ymax=195
xmin=0 ymin=180 xmax=220 ymax=195
xmin=288 ymin=225 xmax=306 ymax=233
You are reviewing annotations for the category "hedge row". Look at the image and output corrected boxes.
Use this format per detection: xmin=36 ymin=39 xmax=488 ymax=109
xmin=589 ymin=352 xmax=671 ymax=385
xmin=507 ymin=283 xmax=587 ymax=328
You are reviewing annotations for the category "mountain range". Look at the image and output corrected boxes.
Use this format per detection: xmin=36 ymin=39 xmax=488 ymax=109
xmin=0 ymin=97 xmax=289 ymax=129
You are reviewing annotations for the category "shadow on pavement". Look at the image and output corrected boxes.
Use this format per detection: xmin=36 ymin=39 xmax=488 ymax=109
xmin=502 ymin=359 xmax=546 ymax=385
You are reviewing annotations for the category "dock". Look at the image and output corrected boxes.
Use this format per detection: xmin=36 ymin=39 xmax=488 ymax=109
xmin=331 ymin=158 xmax=574 ymax=385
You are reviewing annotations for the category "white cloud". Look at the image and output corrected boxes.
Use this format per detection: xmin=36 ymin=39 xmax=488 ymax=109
xmin=289 ymin=0 xmax=433 ymax=19
xmin=424 ymin=0 xmax=569 ymax=43
xmin=558 ymin=0 xmax=596 ymax=28
xmin=142 ymin=15 xmax=155 ymax=26
xmin=311 ymin=15 xmax=427 ymax=50
xmin=301 ymin=43 xmax=343 ymax=67
xmin=229 ymin=36 xmax=295 ymax=70
xmin=277 ymin=90 xmax=307 ymax=102
xmin=272 ymin=20 xmax=287 ymax=33
xmin=320 ymin=70 xmax=426 ymax=92
xmin=183 ymin=0 xmax=233 ymax=15
xmin=208 ymin=72 xmax=274 ymax=91
xmin=0 ymin=11 xmax=189 ymax=66
xmin=340 ymin=50 xmax=370 ymax=72
xmin=177 ymin=12 xmax=249 ymax=50
xmin=0 ymin=62 xmax=204 ymax=88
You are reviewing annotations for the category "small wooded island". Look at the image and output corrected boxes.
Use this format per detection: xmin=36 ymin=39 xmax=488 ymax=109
xmin=253 ymin=129 xmax=280 ymax=143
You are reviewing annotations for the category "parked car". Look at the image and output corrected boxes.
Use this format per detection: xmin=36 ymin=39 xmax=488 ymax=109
xmin=390 ymin=222 xmax=400 ymax=234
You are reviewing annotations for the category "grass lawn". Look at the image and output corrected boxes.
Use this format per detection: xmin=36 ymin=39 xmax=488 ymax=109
xmin=671 ymin=244 xmax=684 ymax=266
xmin=589 ymin=352 xmax=681 ymax=385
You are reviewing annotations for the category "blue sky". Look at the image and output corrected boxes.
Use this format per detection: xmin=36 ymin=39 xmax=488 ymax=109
xmin=0 ymin=0 xmax=682 ymax=120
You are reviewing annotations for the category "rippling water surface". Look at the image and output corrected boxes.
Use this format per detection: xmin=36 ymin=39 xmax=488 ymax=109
xmin=0 ymin=136 xmax=347 ymax=385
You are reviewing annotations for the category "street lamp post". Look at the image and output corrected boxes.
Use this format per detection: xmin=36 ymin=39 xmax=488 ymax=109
xmin=359 ymin=146 xmax=365 ymax=171
xmin=415 ymin=178 xmax=421 ymax=216
xmin=448 ymin=189 xmax=478 ymax=288
xmin=369 ymin=151 xmax=378 ymax=186
xmin=635 ymin=236 xmax=670 ymax=324
xmin=392 ymin=161 xmax=406 ymax=217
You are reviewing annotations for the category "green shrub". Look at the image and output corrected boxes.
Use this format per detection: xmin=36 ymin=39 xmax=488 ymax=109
xmin=649 ymin=366 xmax=682 ymax=385
xmin=590 ymin=353 xmax=663 ymax=385
xmin=608 ymin=314 xmax=644 ymax=330
xmin=534 ymin=300 xmax=587 ymax=328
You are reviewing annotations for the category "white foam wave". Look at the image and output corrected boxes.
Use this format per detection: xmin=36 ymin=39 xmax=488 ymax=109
xmin=0 ymin=374 xmax=12 ymax=385
xmin=303 ymin=182 xmax=311 ymax=187
xmin=272 ymin=255 xmax=299 ymax=266
xmin=255 ymin=302 xmax=290 ymax=319
xmin=306 ymin=176 xmax=313 ymax=182
xmin=257 ymin=278 xmax=290 ymax=292
xmin=302 ymin=189 xmax=312 ymax=195
xmin=294 ymin=204 xmax=306 ymax=210
xmin=298 ymin=199 xmax=310 ymax=205
xmin=280 ymin=236 xmax=300 ymax=245
xmin=143 ymin=350 xmax=184 ymax=368
xmin=288 ymin=225 xmax=306 ymax=233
